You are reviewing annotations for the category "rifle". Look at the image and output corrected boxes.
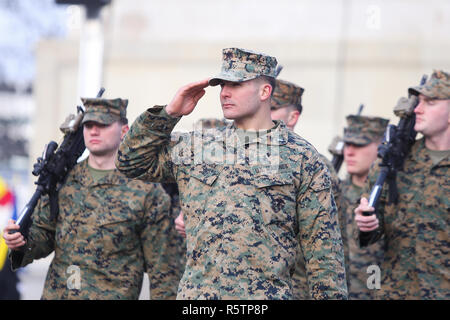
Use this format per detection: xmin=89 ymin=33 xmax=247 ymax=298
xmin=12 ymin=88 xmax=105 ymax=239
xmin=328 ymin=136 xmax=345 ymax=172
xmin=328 ymin=104 xmax=364 ymax=173
xmin=359 ymin=75 xmax=427 ymax=246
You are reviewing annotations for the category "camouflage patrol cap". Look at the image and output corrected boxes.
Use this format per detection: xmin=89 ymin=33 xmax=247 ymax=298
xmin=81 ymin=98 xmax=128 ymax=125
xmin=209 ymin=48 xmax=278 ymax=86
xmin=271 ymin=79 xmax=304 ymax=112
xmin=343 ymin=115 xmax=389 ymax=146
xmin=408 ymin=69 xmax=450 ymax=99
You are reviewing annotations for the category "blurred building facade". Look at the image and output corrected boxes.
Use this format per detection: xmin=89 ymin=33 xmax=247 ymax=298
xmin=33 ymin=0 xmax=450 ymax=167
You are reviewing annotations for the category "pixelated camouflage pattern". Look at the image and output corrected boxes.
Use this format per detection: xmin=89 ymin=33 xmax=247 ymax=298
xmin=271 ymin=79 xmax=304 ymax=112
xmin=81 ymin=98 xmax=128 ymax=125
xmin=269 ymin=77 xmax=341 ymax=300
xmin=209 ymin=48 xmax=278 ymax=86
xmin=360 ymin=138 xmax=450 ymax=299
xmin=11 ymin=159 xmax=183 ymax=300
xmin=408 ymin=69 xmax=450 ymax=99
xmin=116 ymin=105 xmax=348 ymax=299
xmin=163 ymin=118 xmax=231 ymax=288
xmin=161 ymin=182 xmax=188 ymax=272
xmin=340 ymin=176 xmax=384 ymax=299
xmin=189 ymin=117 xmax=341 ymax=300
xmin=343 ymin=115 xmax=389 ymax=146
xmin=291 ymin=154 xmax=342 ymax=299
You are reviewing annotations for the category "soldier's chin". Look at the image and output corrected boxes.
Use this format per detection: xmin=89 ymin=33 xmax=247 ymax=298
xmin=222 ymin=110 xmax=237 ymax=120
xmin=88 ymin=149 xmax=109 ymax=157
xmin=346 ymin=166 xmax=359 ymax=175
xmin=413 ymin=123 xmax=424 ymax=133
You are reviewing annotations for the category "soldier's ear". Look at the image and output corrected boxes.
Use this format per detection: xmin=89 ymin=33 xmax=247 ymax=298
xmin=260 ymin=83 xmax=272 ymax=101
xmin=287 ymin=109 xmax=300 ymax=128
xmin=121 ymin=124 xmax=129 ymax=140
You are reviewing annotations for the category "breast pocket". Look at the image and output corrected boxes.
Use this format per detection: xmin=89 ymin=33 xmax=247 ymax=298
xmin=178 ymin=163 xmax=221 ymax=199
xmin=253 ymin=170 xmax=296 ymax=228
xmin=188 ymin=163 xmax=221 ymax=186
xmin=178 ymin=163 xmax=221 ymax=227
xmin=96 ymin=212 xmax=137 ymax=256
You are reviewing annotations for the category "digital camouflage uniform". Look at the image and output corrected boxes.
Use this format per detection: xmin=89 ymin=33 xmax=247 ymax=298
xmin=271 ymin=78 xmax=342 ymax=299
xmin=359 ymin=70 xmax=450 ymax=299
xmin=11 ymin=99 xmax=183 ymax=299
xmin=162 ymin=118 xmax=231 ymax=270
xmin=117 ymin=48 xmax=347 ymax=300
xmin=341 ymin=115 xmax=388 ymax=299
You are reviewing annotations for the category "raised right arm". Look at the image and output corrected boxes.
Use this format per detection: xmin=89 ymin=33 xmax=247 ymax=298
xmin=116 ymin=79 xmax=209 ymax=182
xmin=116 ymin=106 xmax=182 ymax=182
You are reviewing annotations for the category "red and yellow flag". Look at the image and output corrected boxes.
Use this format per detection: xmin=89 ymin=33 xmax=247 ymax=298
xmin=0 ymin=176 xmax=15 ymax=270
xmin=0 ymin=177 xmax=13 ymax=205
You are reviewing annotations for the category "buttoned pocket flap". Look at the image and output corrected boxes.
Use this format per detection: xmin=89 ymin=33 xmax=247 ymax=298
xmin=253 ymin=170 xmax=293 ymax=188
xmin=188 ymin=164 xmax=221 ymax=186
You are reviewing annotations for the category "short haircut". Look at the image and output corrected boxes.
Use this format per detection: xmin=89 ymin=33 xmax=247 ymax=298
xmin=286 ymin=103 xmax=303 ymax=115
xmin=257 ymin=76 xmax=276 ymax=97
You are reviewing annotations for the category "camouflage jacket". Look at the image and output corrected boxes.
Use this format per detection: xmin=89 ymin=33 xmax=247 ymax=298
xmin=11 ymin=159 xmax=183 ymax=300
xmin=116 ymin=106 xmax=348 ymax=300
xmin=360 ymin=138 xmax=450 ymax=299
xmin=340 ymin=176 xmax=384 ymax=299
xmin=291 ymin=154 xmax=342 ymax=300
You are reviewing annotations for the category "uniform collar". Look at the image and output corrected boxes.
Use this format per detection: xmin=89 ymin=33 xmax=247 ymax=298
xmin=214 ymin=120 xmax=289 ymax=146
xmin=410 ymin=137 xmax=450 ymax=168
xmin=72 ymin=159 xmax=126 ymax=186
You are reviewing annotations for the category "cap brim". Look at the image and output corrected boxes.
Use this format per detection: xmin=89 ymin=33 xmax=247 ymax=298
xmin=209 ymin=72 xmax=259 ymax=86
xmin=408 ymin=86 xmax=439 ymax=99
xmin=342 ymin=137 xmax=370 ymax=146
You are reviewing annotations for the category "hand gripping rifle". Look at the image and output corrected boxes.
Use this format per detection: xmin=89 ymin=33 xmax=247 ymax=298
xmin=359 ymin=75 xmax=427 ymax=247
xmin=12 ymin=88 xmax=105 ymax=239
xmin=328 ymin=104 xmax=364 ymax=173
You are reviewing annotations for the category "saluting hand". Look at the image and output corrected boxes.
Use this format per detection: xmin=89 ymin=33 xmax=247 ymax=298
xmin=354 ymin=197 xmax=379 ymax=232
xmin=166 ymin=79 xmax=210 ymax=118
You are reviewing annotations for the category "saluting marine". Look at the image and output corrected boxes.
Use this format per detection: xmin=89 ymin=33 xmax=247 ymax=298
xmin=116 ymin=48 xmax=348 ymax=299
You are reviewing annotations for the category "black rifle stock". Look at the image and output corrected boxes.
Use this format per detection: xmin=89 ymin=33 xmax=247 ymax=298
xmin=13 ymin=88 xmax=105 ymax=239
xmin=359 ymin=75 xmax=427 ymax=247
